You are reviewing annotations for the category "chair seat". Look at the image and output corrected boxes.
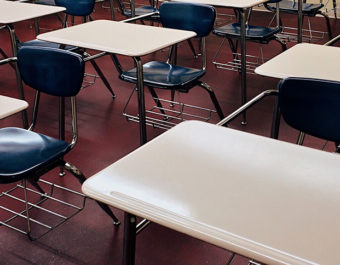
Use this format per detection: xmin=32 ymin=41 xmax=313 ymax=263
xmin=0 ymin=128 xmax=70 ymax=183
xmin=34 ymin=0 xmax=56 ymax=5
xmin=121 ymin=61 xmax=205 ymax=92
xmin=265 ymin=0 xmax=324 ymax=15
xmin=18 ymin=40 xmax=76 ymax=51
xmin=213 ymin=23 xmax=280 ymax=41
xmin=123 ymin=6 xmax=160 ymax=20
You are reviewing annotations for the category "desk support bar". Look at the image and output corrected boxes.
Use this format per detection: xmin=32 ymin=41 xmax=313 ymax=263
xmin=217 ymin=89 xmax=278 ymax=126
xmin=240 ymin=8 xmax=247 ymax=124
xmin=0 ymin=56 xmax=16 ymax=66
xmin=136 ymin=219 xmax=151 ymax=234
xmin=134 ymin=57 xmax=147 ymax=145
xmin=83 ymin=51 xmax=107 ymax=62
xmin=123 ymin=213 xmax=137 ymax=265
xmin=6 ymin=24 xmax=28 ymax=128
xmin=325 ymin=34 xmax=340 ymax=46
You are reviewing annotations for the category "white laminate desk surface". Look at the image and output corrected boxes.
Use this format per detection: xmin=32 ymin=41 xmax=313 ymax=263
xmin=37 ymin=20 xmax=196 ymax=57
xmin=82 ymin=120 xmax=340 ymax=265
xmin=255 ymin=43 xmax=340 ymax=81
xmin=172 ymin=0 xmax=267 ymax=9
xmin=0 ymin=95 xmax=28 ymax=119
xmin=0 ymin=0 xmax=65 ymax=24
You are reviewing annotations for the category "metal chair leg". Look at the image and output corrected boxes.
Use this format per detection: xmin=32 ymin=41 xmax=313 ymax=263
xmin=147 ymin=86 xmax=167 ymax=117
xmin=199 ymin=82 xmax=224 ymax=120
xmin=274 ymin=37 xmax=287 ymax=51
xmin=319 ymin=12 xmax=333 ymax=39
xmin=170 ymin=90 xmax=175 ymax=107
xmin=333 ymin=0 xmax=337 ymax=19
xmin=23 ymin=179 xmax=33 ymax=240
xmin=64 ymin=162 xmax=120 ymax=226
xmin=270 ymin=95 xmax=281 ymax=139
xmin=96 ymin=202 xmax=121 ymax=225
xmin=187 ymin=39 xmax=198 ymax=58
xmin=89 ymin=59 xmax=116 ymax=98
xmin=28 ymin=179 xmax=46 ymax=195
xmin=226 ymin=253 xmax=236 ymax=265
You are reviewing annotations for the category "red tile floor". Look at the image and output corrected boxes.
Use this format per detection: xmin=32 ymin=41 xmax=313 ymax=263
xmin=0 ymin=2 xmax=339 ymax=264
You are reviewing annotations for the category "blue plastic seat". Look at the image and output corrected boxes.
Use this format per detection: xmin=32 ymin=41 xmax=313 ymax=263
xmin=212 ymin=3 xmax=286 ymax=75
xmin=33 ymin=0 xmax=56 ymax=6
xmin=0 ymin=128 xmax=70 ymax=183
xmin=213 ymin=23 xmax=281 ymax=42
xmin=0 ymin=47 xmax=119 ymax=240
xmin=264 ymin=0 xmax=332 ymax=39
xmin=119 ymin=2 xmax=224 ymax=121
xmin=213 ymin=4 xmax=286 ymax=51
xmin=121 ymin=61 xmax=205 ymax=92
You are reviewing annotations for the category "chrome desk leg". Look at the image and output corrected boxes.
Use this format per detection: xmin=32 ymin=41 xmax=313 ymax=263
xmin=59 ymin=97 xmax=66 ymax=176
xmin=122 ymin=212 xmax=137 ymax=265
xmin=89 ymin=59 xmax=116 ymax=98
xmin=133 ymin=57 xmax=147 ymax=145
xmin=34 ymin=18 xmax=39 ymax=35
xmin=270 ymin=95 xmax=281 ymax=139
xmin=7 ymin=24 xmax=28 ymax=128
xmin=109 ymin=0 xmax=115 ymax=20
xmin=333 ymin=0 xmax=337 ymax=19
xmin=240 ymin=8 xmax=247 ymax=124
xmin=297 ymin=0 xmax=303 ymax=43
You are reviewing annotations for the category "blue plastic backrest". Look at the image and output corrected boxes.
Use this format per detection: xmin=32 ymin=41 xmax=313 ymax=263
xmin=159 ymin=2 xmax=216 ymax=38
xmin=17 ymin=47 xmax=85 ymax=97
xmin=279 ymin=77 xmax=340 ymax=142
xmin=55 ymin=0 xmax=95 ymax=16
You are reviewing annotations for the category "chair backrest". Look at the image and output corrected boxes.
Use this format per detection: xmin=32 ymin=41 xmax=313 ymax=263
xmin=159 ymin=2 xmax=216 ymax=38
xmin=17 ymin=47 xmax=84 ymax=97
xmin=278 ymin=77 xmax=340 ymax=143
xmin=55 ymin=0 xmax=95 ymax=16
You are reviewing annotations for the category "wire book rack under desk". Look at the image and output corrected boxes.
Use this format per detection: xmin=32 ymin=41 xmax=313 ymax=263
xmin=277 ymin=26 xmax=328 ymax=43
xmin=0 ymin=178 xmax=86 ymax=240
xmin=212 ymin=38 xmax=270 ymax=74
xmin=123 ymin=88 xmax=217 ymax=130
xmin=213 ymin=52 xmax=268 ymax=74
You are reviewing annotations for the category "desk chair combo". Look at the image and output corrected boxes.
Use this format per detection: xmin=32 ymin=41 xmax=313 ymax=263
xmin=111 ymin=2 xmax=224 ymax=130
xmin=15 ymin=0 xmax=116 ymax=98
xmin=218 ymin=77 xmax=340 ymax=152
xmin=117 ymin=0 xmax=199 ymax=58
xmin=213 ymin=0 xmax=287 ymax=73
xmin=34 ymin=0 xmax=95 ymax=29
xmin=0 ymin=47 xmax=119 ymax=240
xmin=264 ymin=0 xmax=332 ymax=41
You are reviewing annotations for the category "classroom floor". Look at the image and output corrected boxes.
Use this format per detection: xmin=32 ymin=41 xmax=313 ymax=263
xmin=0 ymin=3 xmax=339 ymax=265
